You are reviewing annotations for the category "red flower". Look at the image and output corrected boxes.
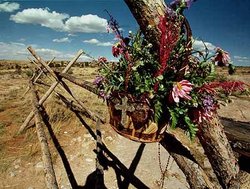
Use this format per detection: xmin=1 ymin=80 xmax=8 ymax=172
xmin=98 ymin=57 xmax=107 ymax=64
xmin=155 ymin=15 xmax=180 ymax=78
xmin=112 ymin=43 xmax=123 ymax=57
xmin=205 ymin=81 xmax=247 ymax=94
xmin=192 ymin=108 xmax=213 ymax=123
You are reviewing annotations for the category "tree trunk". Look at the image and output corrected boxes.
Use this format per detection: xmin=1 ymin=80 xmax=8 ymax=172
xmin=198 ymin=117 xmax=240 ymax=189
xmin=124 ymin=0 xmax=166 ymax=51
xmin=124 ymin=0 xmax=240 ymax=188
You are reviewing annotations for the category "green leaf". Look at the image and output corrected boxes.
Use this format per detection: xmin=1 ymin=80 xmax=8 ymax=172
xmin=169 ymin=108 xmax=178 ymax=129
xmin=184 ymin=116 xmax=198 ymax=140
xmin=154 ymin=101 xmax=162 ymax=123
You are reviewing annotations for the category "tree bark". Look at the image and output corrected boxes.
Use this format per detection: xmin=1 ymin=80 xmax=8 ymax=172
xmin=124 ymin=0 xmax=240 ymax=188
xmin=198 ymin=117 xmax=240 ymax=189
xmin=124 ymin=0 xmax=166 ymax=50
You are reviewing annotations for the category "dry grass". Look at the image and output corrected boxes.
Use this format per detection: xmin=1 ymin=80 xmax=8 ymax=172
xmin=0 ymin=122 xmax=5 ymax=136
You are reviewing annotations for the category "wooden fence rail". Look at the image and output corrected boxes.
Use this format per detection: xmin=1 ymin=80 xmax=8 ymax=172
xmin=30 ymin=81 xmax=59 ymax=189
xmin=58 ymin=72 xmax=99 ymax=95
xmin=18 ymin=48 xmax=84 ymax=134
xmin=54 ymin=92 xmax=105 ymax=124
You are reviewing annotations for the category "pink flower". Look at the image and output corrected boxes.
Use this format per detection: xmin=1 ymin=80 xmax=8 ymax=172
xmin=172 ymin=80 xmax=193 ymax=103
xmin=214 ymin=47 xmax=231 ymax=66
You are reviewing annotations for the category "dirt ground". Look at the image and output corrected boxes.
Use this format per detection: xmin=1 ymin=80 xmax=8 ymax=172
xmin=0 ymin=62 xmax=249 ymax=189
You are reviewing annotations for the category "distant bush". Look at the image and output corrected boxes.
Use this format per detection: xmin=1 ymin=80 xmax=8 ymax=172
xmin=55 ymin=63 xmax=61 ymax=67
xmin=68 ymin=69 xmax=73 ymax=74
xmin=15 ymin=64 xmax=22 ymax=74
xmin=25 ymin=70 xmax=33 ymax=77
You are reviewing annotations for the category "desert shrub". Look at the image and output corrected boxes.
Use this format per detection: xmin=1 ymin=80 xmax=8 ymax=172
xmin=68 ymin=69 xmax=73 ymax=74
xmin=55 ymin=63 xmax=61 ymax=67
xmin=25 ymin=70 xmax=33 ymax=77
xmin=60 ymin=61 xmax=65 ymax=67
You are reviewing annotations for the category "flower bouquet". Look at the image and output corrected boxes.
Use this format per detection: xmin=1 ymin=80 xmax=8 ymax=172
xmin=94 ymin=1 xmax=248 ymax=142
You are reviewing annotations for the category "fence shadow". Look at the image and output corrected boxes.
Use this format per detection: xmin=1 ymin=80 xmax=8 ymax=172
xmin=42 ymin=96 xmax=149 ymax=189
xmin=41 ymin=108 xmax=79 ymax=188
xmin=120 ymin=143 xmax=145 ymax=188
xmin=79 ymin=169 xmax=107 ymax=189
xmin=73 ymin=109 xmax=149 ymax=189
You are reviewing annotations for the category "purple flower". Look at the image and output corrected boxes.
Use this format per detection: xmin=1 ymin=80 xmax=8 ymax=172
xmin=106 ymin=10 xmax=123 ymax=40
xmin=99 ymin=90 xmax=110 ymax=100
xmin=166 ymin=7 xmax=177 ymax=18
xmin=186 ymin=0 xmax=194 ymax=8
xmin=202 ymin=95 xmax=215 ymax=112
xmin=93 ymin=76 xmax=104 ymax=86
xmin=193 ymin=95 xmax=218 ymax=123
xmin=170 ymin=0 xmax=179 ymax=8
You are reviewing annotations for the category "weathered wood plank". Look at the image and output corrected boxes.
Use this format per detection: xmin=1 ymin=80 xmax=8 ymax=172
xmin=27 ymin=47 xmax=58 ymax=81
xmin=58 ymin=73 xmax=99 ymax=95
xmin=23 ymin=57 xmax=55 ymax=96
xmin=54 ymin=92 xmax=105 ymax=124
xmin=221 ymin=117 xmax=250 ymax=158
